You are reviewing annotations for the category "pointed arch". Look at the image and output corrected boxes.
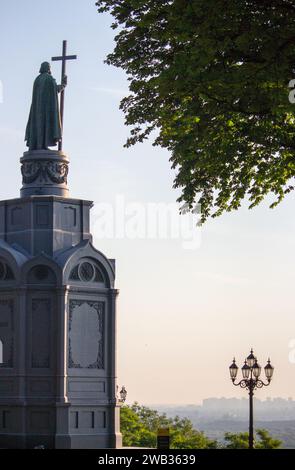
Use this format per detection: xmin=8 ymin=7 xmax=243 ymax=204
xmin=55 ymin=241 xmax=115 ymax=288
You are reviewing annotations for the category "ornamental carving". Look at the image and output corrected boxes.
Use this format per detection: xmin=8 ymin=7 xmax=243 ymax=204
xmin=69 ymin=261 xmax=105 ymax=283
xmin=21 ymin=160 xmax=68 ymax=185
xmin=68 ymin=300 xmax=104 ymax=369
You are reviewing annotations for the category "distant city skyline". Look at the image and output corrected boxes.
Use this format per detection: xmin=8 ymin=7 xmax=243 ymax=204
xmin=148 ymin=396 xmax=295 ymax=407
xmin=1 ymin=0 xmax=295 ymax=404
xmin=156 ymin=397 xmax=295 ymax=422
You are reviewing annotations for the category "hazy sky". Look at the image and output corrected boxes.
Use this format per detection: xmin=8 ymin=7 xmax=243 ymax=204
xmin=1 ymin=1 xmax=295 ymax=405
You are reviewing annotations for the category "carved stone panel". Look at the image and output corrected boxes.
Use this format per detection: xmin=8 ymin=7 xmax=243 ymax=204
xmin=68 ymin=300 xmax=104 ymax=369
xmin=0 ymin=300 xmax=14 ymax=368
xmin=20 ymin=150 xmax=70 ymax=198
xmin=21 ymin=160 xmax=68 ymax=185
xmin=31 ymin=299 xmax=51 ymax=368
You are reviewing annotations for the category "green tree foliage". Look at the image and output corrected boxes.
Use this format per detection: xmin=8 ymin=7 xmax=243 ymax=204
xmin=120 ymin=403 xmax=217 ymax=448
xmin=96 ymin=0 xmax=295 ymax=222
xmin=224 ymin=429 xmax=282 ymax=449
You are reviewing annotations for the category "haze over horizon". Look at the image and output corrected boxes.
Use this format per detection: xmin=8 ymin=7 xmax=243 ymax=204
xmin=1 ymin=0 xmax=295 ymax=405
xmin=145 ymin=396 xmax=295 ymax=406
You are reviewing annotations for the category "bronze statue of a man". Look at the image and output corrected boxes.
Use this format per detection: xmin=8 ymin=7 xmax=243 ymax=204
xmin=25 ymin=62 xmax=67 ymax=151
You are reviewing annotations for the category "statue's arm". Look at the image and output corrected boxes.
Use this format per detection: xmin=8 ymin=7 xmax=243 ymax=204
xmin=57 ymin=75 xmax=68 ymax=93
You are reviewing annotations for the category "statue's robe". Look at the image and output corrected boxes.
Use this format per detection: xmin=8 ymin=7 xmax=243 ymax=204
xmin=25 ymin=72 xmax=61 ymax=151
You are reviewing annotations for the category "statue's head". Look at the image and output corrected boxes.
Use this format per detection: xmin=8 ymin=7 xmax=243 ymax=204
xmin=39 ymin=62 xmax=51 ymax=74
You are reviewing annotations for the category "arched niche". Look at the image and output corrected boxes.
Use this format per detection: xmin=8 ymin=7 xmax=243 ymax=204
xmin=27 ymin=264 xmax=57 ymax=285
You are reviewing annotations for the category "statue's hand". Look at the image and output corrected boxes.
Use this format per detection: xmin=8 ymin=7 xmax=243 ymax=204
xmin=62 ymin=75 xmax=68 ymax=87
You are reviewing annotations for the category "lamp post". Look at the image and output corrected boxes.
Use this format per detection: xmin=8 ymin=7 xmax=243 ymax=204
xmin=229 ymin=349 xmax=274 ymax=449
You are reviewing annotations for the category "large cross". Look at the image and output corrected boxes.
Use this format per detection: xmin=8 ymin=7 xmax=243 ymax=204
xmin=52 ymin=40 xmax=77 ymax=151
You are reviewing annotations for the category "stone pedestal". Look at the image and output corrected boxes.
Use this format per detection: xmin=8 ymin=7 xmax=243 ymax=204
xmin=20 ymin=150 xmax=69 ymax=198
xmin=0 ymin=151 xmax=122 ymax=448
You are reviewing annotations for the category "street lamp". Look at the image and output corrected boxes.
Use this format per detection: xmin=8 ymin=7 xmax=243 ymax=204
xmin=229 ymin=349 xmax=274 ymax=449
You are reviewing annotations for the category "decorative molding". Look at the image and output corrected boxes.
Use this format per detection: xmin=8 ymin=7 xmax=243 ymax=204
xmin=68 ymin=300 xmax=104 ymax=369
xmin=78 ymin=262 xmax=95 ymax=282
xmin=21 ymin=160 xmax=68 ymax=185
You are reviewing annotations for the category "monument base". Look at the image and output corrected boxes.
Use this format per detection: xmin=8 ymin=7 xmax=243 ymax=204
xmin=0 ymin=433 xmax=122 ymax=450
xmin=0 ymin=402 xmax=122 ymax=449
xmin=0 ymin=143 xmax=122 ymax=449
xmin=55 ymin=433 xmax=123 ymax=450
xmin=20 ymin=150 xmax=69 ymax=198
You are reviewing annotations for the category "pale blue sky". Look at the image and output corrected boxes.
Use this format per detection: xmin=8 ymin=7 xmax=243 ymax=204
xmin=1 ymin=1 xmax=295 ymax=404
